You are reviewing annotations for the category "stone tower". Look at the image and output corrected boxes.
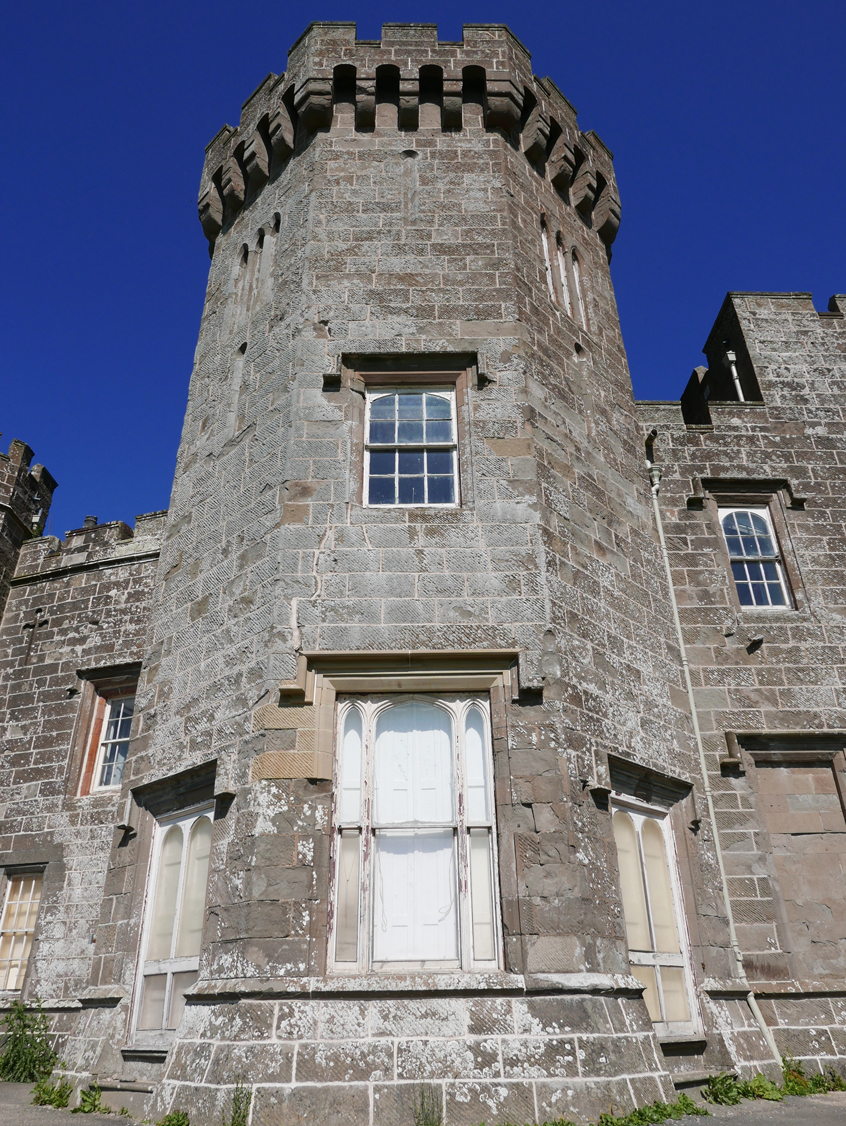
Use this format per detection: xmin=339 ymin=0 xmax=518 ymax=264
xmin=34 ymin=22 xmax=788 ymax=1124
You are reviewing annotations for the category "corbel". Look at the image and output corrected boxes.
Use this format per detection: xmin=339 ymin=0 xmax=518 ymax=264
xmin=547 ymin=132 xmax=575 ymax=193
xmin=116 ymin=792 xmax=138 ymax=837
xmin=268 ymin=100 xmax=295 ymax=162
xmin=442 ymin=79 xmax=463 ymax=131
xmin=355 ymin=77 xmax=376 ymax=131
xmin=198 ymin=181 xmax=224 ymax=244
xmin=221 ymin=149 xmax=246 ymax=212
xmin=243 ymin=128 xmax=270 ymax=192
xmin=570 ymin=160 xmax=597 ymax=219
xmin=719 ymin=731 xmax=746 ymax=773
xmin=398 ymin=78 xmax=420 ymax=131
xmin=521 ymin=102 xmax=550 ymax=165
xmin=592 ymin=182 xmax=621 ymax=247
xmin=485 ymin=76 xmax=522 ymax=136
xmin=294 ymin=76 xmax=333 ymax=134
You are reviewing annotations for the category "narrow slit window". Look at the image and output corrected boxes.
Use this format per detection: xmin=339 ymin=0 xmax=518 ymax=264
xmin=571 ymin=249 xmax=586 ymax=327
xmin=556 ymin=235 xmax=572 ymax=316
xmin=719 ymin=506 xmax=791 ymax=608
xmin=365 ymin=389 xmax=458 ymax=507
xmin=136 ymin=809 xmax=212 ymax=1033
xmin=612 ymin=804 xmax=695 ymax=1031
xmin=540 ymin=221 xmax=556 ymax=303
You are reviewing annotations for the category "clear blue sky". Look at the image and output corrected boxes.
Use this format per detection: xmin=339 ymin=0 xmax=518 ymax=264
xmin=2 ymin=0 xmax=843 ymax=537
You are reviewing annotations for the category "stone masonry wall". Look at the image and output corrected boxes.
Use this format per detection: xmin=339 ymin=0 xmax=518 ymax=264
xmin=637 ymin=291 xmax=846 ymax=1076
xmin=0 ymin=511 xmax=164 ymax=1003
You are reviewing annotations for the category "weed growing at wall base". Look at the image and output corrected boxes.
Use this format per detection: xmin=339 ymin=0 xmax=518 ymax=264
xmin=702 ymin=1058 xmax=846 ymax=1106
xmin=32 ymin=1072 xmax=73 ymax=1107
xmin=489 ymin=1093 xmax=707 ymax=1126
xmin=0 ymin=1000 xmax=56 ymax=1082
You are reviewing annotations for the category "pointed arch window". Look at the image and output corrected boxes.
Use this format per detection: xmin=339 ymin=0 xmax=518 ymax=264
xmin=330 ymin=696 xmax=499 ymax=972
xmin=135 ymin=808 xmax=213 ymax=1033
xmin=612 ymin=802 xmax=696 ymax=1033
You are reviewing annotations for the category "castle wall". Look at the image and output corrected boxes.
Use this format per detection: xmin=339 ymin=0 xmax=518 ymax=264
xmin=637 ymin=291 xmax=846 ymax=1076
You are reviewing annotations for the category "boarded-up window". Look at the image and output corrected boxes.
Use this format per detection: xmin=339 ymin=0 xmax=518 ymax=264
xmin=755 ymin=761 xmax=846 ymax=979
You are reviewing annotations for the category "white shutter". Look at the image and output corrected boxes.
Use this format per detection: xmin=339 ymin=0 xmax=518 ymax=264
xmin=373 ymin=829 xmax=458 ymax=962
xmin=464 ymin=707 xmax=489 ymax=823
xmin=339 ymin=707 xmax=363 ymax=823
xmin=374 ymin=701 xmax=453 ymax=825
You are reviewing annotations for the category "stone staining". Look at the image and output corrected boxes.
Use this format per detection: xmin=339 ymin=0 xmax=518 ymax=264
xmin=0 ymin=19 xmax=845 ymax=1126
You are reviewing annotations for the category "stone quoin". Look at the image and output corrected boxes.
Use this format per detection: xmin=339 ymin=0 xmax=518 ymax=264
xmin=1 ymin=20 xmax=845 ymax=1126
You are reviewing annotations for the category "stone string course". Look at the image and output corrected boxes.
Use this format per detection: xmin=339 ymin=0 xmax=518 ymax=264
xmin=0 ymin=21 xmax=844 ymax=1126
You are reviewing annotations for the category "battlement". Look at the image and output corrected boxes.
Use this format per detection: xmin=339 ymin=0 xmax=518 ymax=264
xmin=12 ymin=510 xmax=167 ymax=583
xmin=198 ymin=21 xmax=620 ymax=255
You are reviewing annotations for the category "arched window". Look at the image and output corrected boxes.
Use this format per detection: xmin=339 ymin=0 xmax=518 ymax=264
xmin=612 ymin=805 xmax=693 ymax=1031
xmin=136 ymin=808 xmax=213 ymax=1033
xmin=555 ymin=234 xmax=572 ymax=317
xmin=720 ymin=507 xmax=790 ymax=607
xmin=571 ymin=248 xmax=586 ymax=327
xmin=540 ymin=219 xmax=556 ymax=303
xmin=331 ymin=698 xmax=499 ymax=971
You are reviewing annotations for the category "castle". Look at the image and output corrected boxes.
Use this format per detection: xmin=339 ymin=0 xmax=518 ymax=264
xmin=1 ymin=21 xmax=845 ymax=1125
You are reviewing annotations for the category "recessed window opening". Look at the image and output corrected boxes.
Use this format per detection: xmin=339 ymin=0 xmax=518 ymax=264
xmin=0 ymin=873 xmax=43 ymax=991
xmin=364 ymin=388 xmax=458 ymax=507
xmin=419 ymin=66 xmax=443 ymax=129
xmin=720 ymin=506 xmax=791 ymax=608
xmin=332 ymin=64 xmax=356 ymax=107
xmin=612 ymin=800 xmax=695 ymax=1032
xmin=376 ymin=64 xmax=400 ymax=106
xmin=571 ymin=249 xmax=586 ymax=327
xmin=93 ymin=694 xmax=135 ymax=789
xmin=135 ymin=807 xmax=213 ymax=1034
xmin=331 ymin=696 xmax=500 ymax=972
xmin=555 ymin=234 xmax=572 ymax=316
xmin=540 ymin=220 xmax=556 ymax=304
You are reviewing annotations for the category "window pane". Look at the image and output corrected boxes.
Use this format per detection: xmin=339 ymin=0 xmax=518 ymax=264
xmin=630 ymin=964 xmax=660 ymax=1022
xmin=424 ymin=394 xmax=451 ymax=419
xmin=138 ymin=973 xmax=167 ymax=1030
xmin=374 ymin=701 xmax=454 ymax=824
xmin=397 ymin=394 xmax=424 ymax=418
xmin=373 ymin=829 xmax=458 ymax=962
xmin=167 ymin=970 xmax=198 ymax=1029
xmin=397 ymin=420 xmax=424 ymax=444
xmin=339 ymin=708 xmax=363 ymax=823
xmin=427 ymin=476 xmax=454 ymax=505
xmin=370 ymin=395 xmax=396 ymax=420
xmin=469 ymin=829 xmax=495 ymax=961
xmin=426 ymin=450 xmax=452 ymax=475
xmin=369 ymin=450 xmax=395 ymax=475
xmin=147 ymin=825 xmax=183 ymax=960
xmin=175 ymin=817 xmax=212 ymax=958
xmin=464 ymin=708 xmax=489 ymax=822
xmin=398 ymin=450 xmax=424 ymax=475
xmin=425 ymin=419 xmax=452 ymax=443
xmin=0 ymin=874 xmax=42 ymax=991
xmin=612 ymin=812 xmax=651 ymax=951
xmin=369 ymin=420 xmax=395 ymax=444
xmin=659 ymin=966 xmax=690 ymax=1023
xmin=335 ymin=831 xmax=360 ymax=963
xmin=398 ymin=476 xmax=425 ymax=504
xmin=369 ymin=476 xmax=396 ymax=505
xmin=641 ymin=818 xmax=680 ymax=954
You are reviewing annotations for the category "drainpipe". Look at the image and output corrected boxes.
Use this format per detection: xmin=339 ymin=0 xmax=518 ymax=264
xmin=645 ymin=429 xmax=781 ymax=1065
xmin=722 ymin=350 xmax=745 ymax=402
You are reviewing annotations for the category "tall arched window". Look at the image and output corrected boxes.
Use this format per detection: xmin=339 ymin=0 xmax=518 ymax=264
xmin=612 ymin=804 xmax=695 ymax=1032
xmin=331 ymin=697 xmax=499 ymax=972
xmin=136 ymin=808 xmax=213 ymax=1034
xmin=556 ymin=234 xmax=572 ymax=317
xmin=540 ymin=220 xmax=556 ymax=303
xmin=719 ymin=507 xmax=791 ymax=607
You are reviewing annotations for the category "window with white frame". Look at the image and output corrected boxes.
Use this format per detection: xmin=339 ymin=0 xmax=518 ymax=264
xmin=364 ymin=389 xmax=458 ymax=507
xmin=91 ymin=695 xmax=135 ymax=789
xmin=612 ymin=801 xmax=696 ymax=1032
xmin=0 ymin=873 xmax=43 ymax=991
xmin=719 ymin=506 xmax=791 ymax=608
xmin=332 ymin=696 xmax=499 ymax=971
xmin=135 ymin=807 xmax=212 ymax=1033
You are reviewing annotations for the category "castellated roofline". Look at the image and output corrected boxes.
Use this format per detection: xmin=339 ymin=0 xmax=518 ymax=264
xmin=198 ymin=21 xmax=621 ymax=256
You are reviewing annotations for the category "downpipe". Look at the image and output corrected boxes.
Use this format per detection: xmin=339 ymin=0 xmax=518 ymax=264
xmin=645 ymin=431 xmax=781 ymax=1065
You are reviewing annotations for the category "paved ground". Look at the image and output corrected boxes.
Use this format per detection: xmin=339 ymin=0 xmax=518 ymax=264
xmin=1 ymin=1081 xmax=846 ymax=1125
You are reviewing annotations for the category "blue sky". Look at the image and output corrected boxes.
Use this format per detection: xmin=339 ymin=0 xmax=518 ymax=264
xmin=2 ymin=0 xmax=844 ymax=536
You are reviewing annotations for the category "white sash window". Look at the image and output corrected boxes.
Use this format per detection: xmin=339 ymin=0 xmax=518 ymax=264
xmin=135 ymin=807 xmax=213 ymax=1033
xmin=331 ymin=696 xmax=500 ymax=972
